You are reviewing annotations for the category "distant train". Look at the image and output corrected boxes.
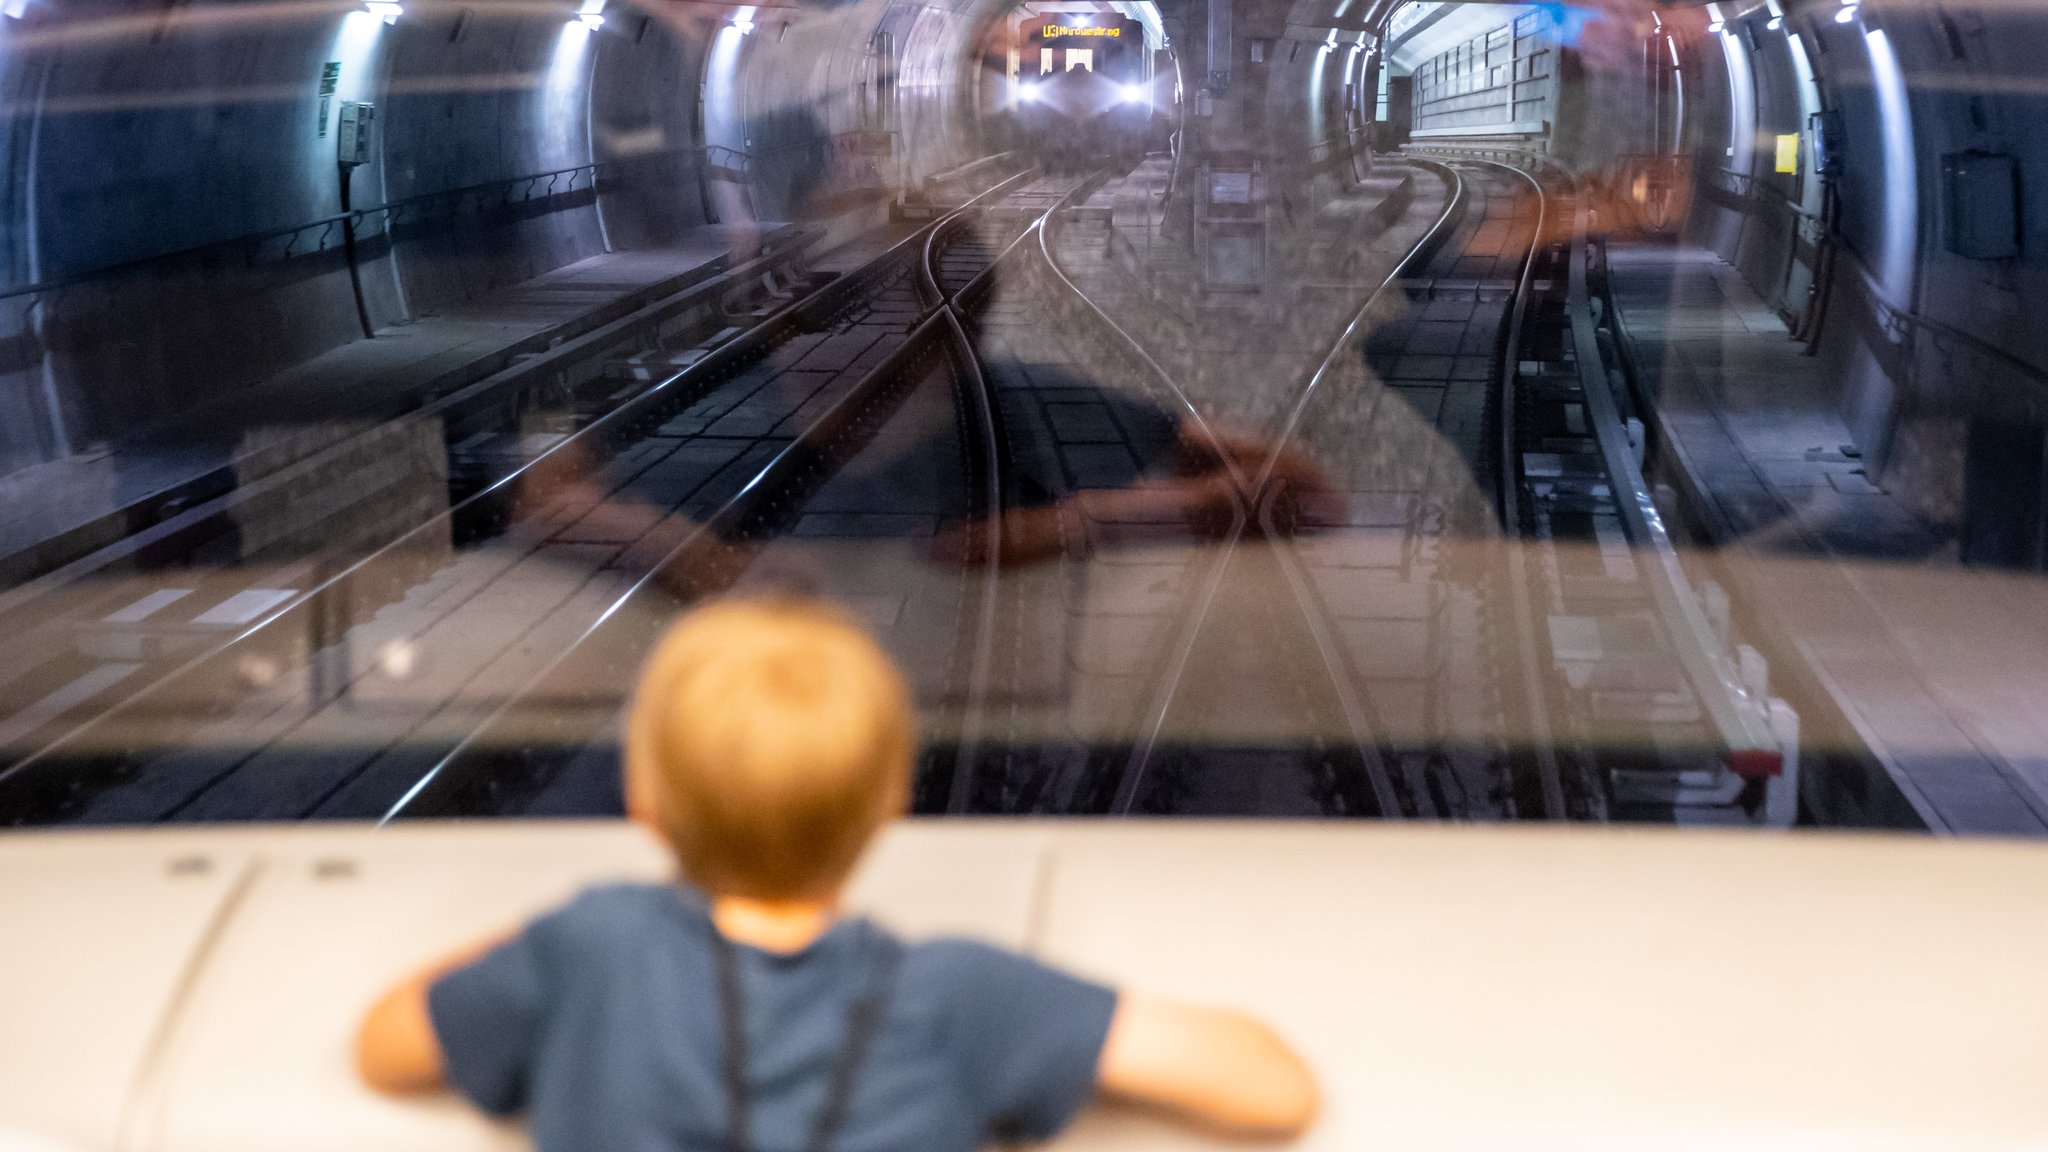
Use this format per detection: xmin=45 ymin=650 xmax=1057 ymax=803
xmin=1010 ymin=14 xmax=1152 ymax=172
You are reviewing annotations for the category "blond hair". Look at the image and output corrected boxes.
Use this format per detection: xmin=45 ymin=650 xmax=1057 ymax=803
xmin=625 ymin=597 xmax=914 ymax=900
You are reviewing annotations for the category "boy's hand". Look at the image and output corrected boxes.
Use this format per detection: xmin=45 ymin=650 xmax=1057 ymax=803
xmin=356 ymin=934 xmax=509 ymax=1095
xmin=1095 ymin=991 xmax=1320 ymax=1140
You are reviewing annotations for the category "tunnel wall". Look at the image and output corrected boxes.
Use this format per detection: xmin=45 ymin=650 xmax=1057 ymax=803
xmin=1659 ymin=2 xmax=2048 ymax=549
xmin=590 ymin=9 xmax=718 ymax=250
xmin=0 ymin=0 xmax=726 ymax=477
xmin=711 ymin=0 xmax=1004 ymax=233
xmin=0 ymin=0 xmax=1050 ymax=480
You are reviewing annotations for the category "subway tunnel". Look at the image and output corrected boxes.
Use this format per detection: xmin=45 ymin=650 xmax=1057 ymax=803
xmin=0 ymin=0 xmax=2043 ymax=836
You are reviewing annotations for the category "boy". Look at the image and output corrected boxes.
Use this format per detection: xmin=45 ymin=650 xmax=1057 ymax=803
xmin=358 ymin=597 xmax=1318 ymax=1150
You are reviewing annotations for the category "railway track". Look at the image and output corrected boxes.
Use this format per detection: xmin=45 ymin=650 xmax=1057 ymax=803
xmin=0 ymin=149 xmax=1796 ymax=827
xmin=1003 ymin=147 xmax=1792 ymax=826
xmin=1034 ymin=157 xmax=1473 ymax=818
xmin=0 ymin=239 xmax=837 ymax=783
xmin=935 ymin=173 xmax=1258 ymax=816
xmin=1395 ymin=147 xmax=1790 ymax=824
xmin=1452 ymin=150 xmax=1790 ymax=824
xmin=0 ymin=168 xmax=1066 ymax=823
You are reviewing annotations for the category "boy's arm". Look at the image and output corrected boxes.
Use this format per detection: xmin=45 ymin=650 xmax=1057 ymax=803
xmin=355 ymin=935 xmax=508 ymax=1095
xmin=1095 ymin=992 xmax=1320 ymax=1139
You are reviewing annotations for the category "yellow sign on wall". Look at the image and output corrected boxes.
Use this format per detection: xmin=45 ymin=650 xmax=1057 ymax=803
xmin=1774 ymin=133 xmax=1800 ymax=174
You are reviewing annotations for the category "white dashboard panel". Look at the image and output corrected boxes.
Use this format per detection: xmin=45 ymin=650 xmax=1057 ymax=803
xmin=0 ymin=833 xmax=255 ymax=1152
xmin=142 ymin=825 xmax=662 ymax=1152
xmin=3 ymin=821 xmax=2046 ymax=1152
xmin=128 ymin=822 xmax=1049 ymax=1152
xmin=1036 ymin=824 xmax=2048 ymax=1151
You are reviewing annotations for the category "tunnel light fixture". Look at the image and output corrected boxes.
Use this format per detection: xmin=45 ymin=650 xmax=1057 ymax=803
xmin=573 ymin=0 xmax=604 ymax=27
xmin=1708 ymin=20 xmax=1724 ymax=32
xmin=1834 ymin=6 xmax=1856 ymax=22
xmin=730 ymin=15 xmax=755 ymax=32
xmin=0 ymin=0 xmax=30 ymax=19
xmin=1767 ymin=15 xmax=1783 ymax=29
xmin=364 ymin=0 xmax=401 ymax=23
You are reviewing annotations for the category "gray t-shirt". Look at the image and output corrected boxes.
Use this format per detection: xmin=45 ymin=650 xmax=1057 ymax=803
xmin=428 ymin=883 xmax=1117 ymax=1152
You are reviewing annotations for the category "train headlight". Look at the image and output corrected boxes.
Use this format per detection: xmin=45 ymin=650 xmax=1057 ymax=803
xmin=1118 ymin=82 xmax=1147 ymax=104
xmin=1020 ymin=82 xmax=1042 ymax=102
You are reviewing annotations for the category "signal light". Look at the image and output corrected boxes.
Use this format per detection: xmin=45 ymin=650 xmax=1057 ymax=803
xmin=1724 ymin=749 xmax=1784 ymax=781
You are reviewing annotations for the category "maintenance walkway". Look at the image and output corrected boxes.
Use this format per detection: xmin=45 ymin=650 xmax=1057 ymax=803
xmin=0 ymin=226 xmax=798 ymax=589
xmin=1610 ymin=243 xmax=2048 ymax=836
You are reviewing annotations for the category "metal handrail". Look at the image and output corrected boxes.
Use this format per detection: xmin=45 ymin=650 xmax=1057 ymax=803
xmin=1850 ymin=258 xmax=2048 ymax=398
xmin=1700 ymin=163 xmax=1822 ymax=227
xmin=1303 ymin=128 xmax=1366 ymax=164
xmin=0 ymin=145 xmax=758 ymax=304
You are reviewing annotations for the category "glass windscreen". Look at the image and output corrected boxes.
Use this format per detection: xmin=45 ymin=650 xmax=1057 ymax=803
xmin=0 ymin=0 xmax=2038 ymax=835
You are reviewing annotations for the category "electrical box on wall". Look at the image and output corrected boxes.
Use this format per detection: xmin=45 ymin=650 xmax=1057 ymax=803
xmin=1808 ymin=110 xmax=1843 ymax=181
xmin=1196 ymin=158 xmax=1266 ymax=291
xmin=1942 ymin=151 xmax=2019 ymax=260
xmin=337 ymin=101 xmax=375 ymax=168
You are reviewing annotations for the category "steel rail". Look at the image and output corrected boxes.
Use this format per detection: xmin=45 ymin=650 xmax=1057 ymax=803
xmin=1249 ymin=157 xmax=1472 ymax=819
xmin=1459 ymin=155 xmax=1571 ymax=820
xmin=916 ymin=173 xmax=1105 ymax=814
xmin=936 ymin=302 xmax=1004 ymax=815
xmin=1014 ymin=184 xmax=1255 ymax=817
xmin=931 ymin=170 xmax=1114 ymax=814
xmin=0 ymin=166 xmax=1038 ymax=812
xmin=1094 ymin=158 xmax=1466 ymax=817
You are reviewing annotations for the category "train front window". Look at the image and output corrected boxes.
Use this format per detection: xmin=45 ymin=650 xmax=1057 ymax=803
xmin=0 ymin=0 xmax=2042 ymax=839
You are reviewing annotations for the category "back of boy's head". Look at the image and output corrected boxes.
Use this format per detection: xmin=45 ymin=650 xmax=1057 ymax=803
xmin=626 ymin=597 xmax=914 ymax=901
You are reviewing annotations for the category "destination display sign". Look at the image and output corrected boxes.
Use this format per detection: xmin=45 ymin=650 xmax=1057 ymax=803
xmin=1041 ymin=23 xmax=1121 ymax=36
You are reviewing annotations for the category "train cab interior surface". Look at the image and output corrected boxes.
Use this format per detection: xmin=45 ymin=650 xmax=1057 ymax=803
xmin=2 ymin=0 xmax=2047 ymax=1146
